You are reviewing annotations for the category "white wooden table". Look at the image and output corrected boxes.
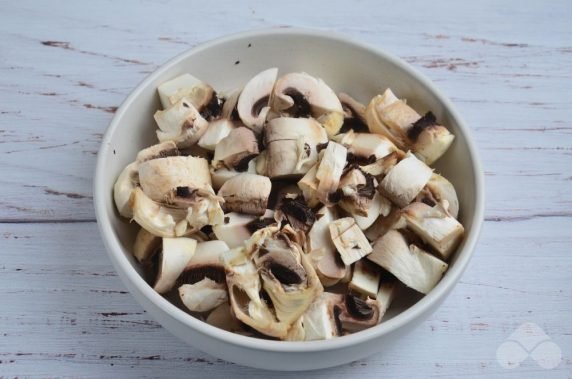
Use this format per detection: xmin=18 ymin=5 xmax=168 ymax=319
xmin=1 ymin=0 xmax=571 ymax=377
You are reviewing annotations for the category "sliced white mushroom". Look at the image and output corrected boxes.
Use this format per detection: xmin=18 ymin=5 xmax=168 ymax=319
xmin=210 ymin=159 xmax=257 ymax=190
xmin=224 ymin=245 xmax=290 ymax=338
xmin=154 ymin=98 xmax=209 ymax=148
xmin=364 ymin=208 xmax=406 ymax=242
xmin=217 ymin=173 xmax=271 ymax=215
xmin=133 ymin=228 xmax=161 ymax=263
xmin=379 ymin=152 xmax=433 ymax=208
xmin=407 ymin=112 xmax=455 ymax=165
xmin=367 ymin=230 xmax=448 ymax=294
xmin=179 ymin=278 xmax=228 ymax=313
xmin=271 ymin=72 xmax=344 ymax=136
xmin=336 ymin=130 xmax=396 ymax=160
xmin=329 ymin=217 xmax=372 ymax=265
xmin=130 ymin=187 xmax=190 ymax=237
xmin=375 ymin=280 xmax=397 ymax=320
xmin=237 ymin=68 xmax=278 ymax=133
xmin=297 ymin=164 xmax=320 ymax=208
xmin=338 ymin=92 xmax=367 ymax=123
xmin=183 ymin=189 xmax=225 ymax=231
xmin=315 ymin=142 xmax=347 ymax=205
xmin=349 ymin=260 xmax=381 ymax=298
xmin=197 ymin=119 xmax=235 ymax=151
xmin=212 ymin=212 xmax=256 ymax=248
xmin=113 ymin=162 xmax=139 ymax=218
xmin=157 ymin=73 xmax=215 ymax=110
xmin=337 ymin=168 xmax=377 ymax=217
xmin=212 ymin=127 xmax=259 ymax=170
xmin=153 ymin=237 xmax=197 ymax=294
xmin=136 ymin=141 xmax=179 ymax=163
xmin=138 ymin=156 xmax=211 ymax=203
xmin=250 ymin=226 xmax=323 ymax=325
xmin=353 ymin=192 xmax=392 ymax=231
xmin=264 ymin=117 xmax=328 ymax=178
xmin=425 ymin=173 xmax=459 ymax=219
xmin=183 ymin=240 xmax=228 ymax=280
xmin=307 ymin=207 xmax=347 ymax=287
xmin=359 ymin=151 xmax=401 ymax=177
xmin=206 ymin=302 xmax=244 ymax=333
xmin=366 ymin=90 xmax=454 ymax=164
xmin=402 ymin=202 xmax=464 ymax=260
xmin=365 ymin=88 xmax=420 ymax=148
xmin=297 ymin=292 xmax=340 ymax=340
xmin=221 ymin=89 xmax=241 ymax=119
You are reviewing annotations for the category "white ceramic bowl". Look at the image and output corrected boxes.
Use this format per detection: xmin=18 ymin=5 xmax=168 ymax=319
xmin=94 ymin=28 xmax=484 ymax=371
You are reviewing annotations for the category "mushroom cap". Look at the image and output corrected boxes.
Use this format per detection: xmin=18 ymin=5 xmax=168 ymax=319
xmin=206 ymin=302 xmax=244 ymax=332
xmin=210 ymin=159 xmax=257 ymax=191
xmin=367 ymin=230 xmax=448 ymax=294
xmin=217 ymin=173 xmax=271 ymax=216
xmin=353 ymin=192 xmax=392 ymax=231
xmin=138 ymin=156 xmax=211 ymax=203
xmin=379 ymin=152 xmax=433 ymax=208
xmin=153 ymin=237 xmax=197 ymax=294
xmin=154 ymin=98 xmax=209 ymax=148
xmin=339 ymin=131 xmax=397 ymax=160
xmin=237 ymin=68 xmax=278 ymax=133
xmin=113 ymin=161 xmax=139 ymax=219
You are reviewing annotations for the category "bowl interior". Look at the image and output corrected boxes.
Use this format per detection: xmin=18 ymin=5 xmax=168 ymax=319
xmin=97 ymin=29 xmax=481 ymax=343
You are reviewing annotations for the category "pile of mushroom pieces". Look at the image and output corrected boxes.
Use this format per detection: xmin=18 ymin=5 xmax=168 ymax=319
xmin=113 ymin=68 xmax=465 ymax=340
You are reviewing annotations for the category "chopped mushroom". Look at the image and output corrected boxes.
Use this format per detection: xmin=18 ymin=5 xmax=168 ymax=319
xmin=424 ymin=173 xmax=459 ymax=219
xmin=212 ymin=127 xmax=259 ymax=170
xmin=329 ymin=217 xmax=372 ymax=265
xmin=264 ymin=117 xmax=328 ymax=178
xmin=114 ymin=68 xmax=465 ymax=341
xmin=198 ymin=119 xmax=235 ymax=151
xmin=307 ymin=207 xmax=347 ymax=287
xmin=153 ymin=237 xmax=197 ymax=294
xmin=271 ymin=72 xmax=344 ymax=136
xmin=367 ymin=230 xmax=448 ymax=294
xmin=366 ymin=89 xmax=454 ymax=164
xmin=315 ymin=141 xmax=347 ymax=204
xmin=237 ymin=68 xmax=278 ymax=133
xmin=349 ymin=260 xmax=381 ymax=298
xmin=157 ymin=73 xmax=217 ymax=112
xmin=402 ymin=202 xmax=464 ymax=260
xmin=179 ymin=278 xmax=228 ymax=313
xmin=217 ymin=173 xmax=271 ymax=215
xmin=379 ymin=152 xmax=433 ymax=208
xmin=136 ymin=141 xmax=179 ymax=163
xmin=138 ymin=156 xmax=211 ymax=203
xmin=133 ymin=228 xmax=161 ymax=263
xmin=154 ymin=98 xmax=209 ymax=148
xmin=113 ymin=162 xmax=139 ymax=218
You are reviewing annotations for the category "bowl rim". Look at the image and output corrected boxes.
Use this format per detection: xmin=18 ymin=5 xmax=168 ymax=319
xmin=94 ymin=27 xmax=485 ymax=353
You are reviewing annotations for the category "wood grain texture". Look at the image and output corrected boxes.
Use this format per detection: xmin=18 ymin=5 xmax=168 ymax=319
xmin=1 ymin=0 xmax=571 ymax=377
